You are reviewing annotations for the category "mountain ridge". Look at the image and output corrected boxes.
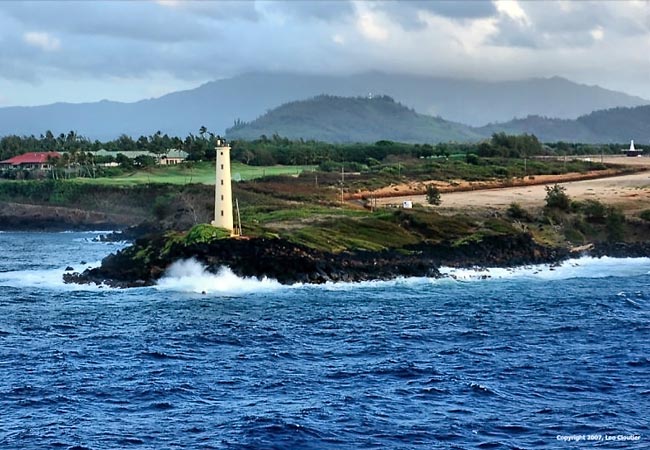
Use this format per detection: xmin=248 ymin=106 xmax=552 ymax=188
xmin=480 ymin=105 xmax=650 ymax=143
xmin=226 ymin=95 xmax=650 ymax=144
xmin=0 ymin=72 xmax=646 ymax=140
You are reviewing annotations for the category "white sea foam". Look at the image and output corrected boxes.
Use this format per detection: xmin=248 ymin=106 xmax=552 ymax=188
xmin=156 ymin=256 xmax=650 ymax=294
xmin=155 ymin=259 xmax=283 ymax=294
xmin=154 ymin=256 xmax=650 ymax=294
xmin=58 ymin=230 xmax=116 ymax=234
xmin=3 ymin=256 xmax=648 ymax=294
xmin=0 ymin=260 xmax=106 ymax=291
xmin=439 ymin=256 xmax=650 ymax=282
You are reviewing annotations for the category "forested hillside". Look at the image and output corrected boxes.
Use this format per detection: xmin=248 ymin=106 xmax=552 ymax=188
xmin=481 ymin=105 xmax=650 ymax=143
xmin=226 ymin=95 xmax=480 ymax=143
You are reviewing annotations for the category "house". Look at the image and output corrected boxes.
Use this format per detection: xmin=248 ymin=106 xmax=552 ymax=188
xmin=89 ymin=149 xmax=188 ymax=165
xmin=159 ymin=149 xmax=188 ymax=165
xmin=0 ymin=152 xmax=61 ymax=170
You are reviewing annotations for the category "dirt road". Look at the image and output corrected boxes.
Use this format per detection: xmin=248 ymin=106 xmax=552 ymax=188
xmin=375 ymin=157 xmax=650 ymax=213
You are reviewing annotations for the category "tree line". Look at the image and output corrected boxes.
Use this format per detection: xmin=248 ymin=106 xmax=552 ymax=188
xmin=1 ymin=129 xmax=644 ymax=169
xmin=0 ymin=129 xmax=218 ymax=163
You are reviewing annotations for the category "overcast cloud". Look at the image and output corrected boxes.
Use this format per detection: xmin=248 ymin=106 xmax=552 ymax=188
xmin=0 ymin=0 xmax=648 ymax=106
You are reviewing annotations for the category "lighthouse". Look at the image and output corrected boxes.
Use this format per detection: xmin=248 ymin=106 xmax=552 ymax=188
xmin=211 ymin=138 xmax=234 ymax=234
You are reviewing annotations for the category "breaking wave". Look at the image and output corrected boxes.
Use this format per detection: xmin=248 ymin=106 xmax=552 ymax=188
xmin=2 ymin=256 xmax=648 ymax=294
xmin=155 ymin=259 xmax=283 ymax=294
xmin=439 ymin=256 xmax=650 ymax=282
xmin=153 ymin=256 xmax=650 ymax=295
xmin=0 ymin=261 xmax=105 ymax=291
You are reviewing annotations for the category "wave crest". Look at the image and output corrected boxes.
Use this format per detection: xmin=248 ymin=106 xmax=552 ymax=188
xmin=155 ymin=259 xmax=283 ymax=294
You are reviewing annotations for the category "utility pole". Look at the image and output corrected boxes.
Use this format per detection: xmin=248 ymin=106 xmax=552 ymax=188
xmin=524 ymin=157 xmax=527 ymax=176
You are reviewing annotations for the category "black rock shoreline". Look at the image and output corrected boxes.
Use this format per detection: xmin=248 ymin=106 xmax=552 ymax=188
xmin=64 ymin=232 xmax=588 ymax=288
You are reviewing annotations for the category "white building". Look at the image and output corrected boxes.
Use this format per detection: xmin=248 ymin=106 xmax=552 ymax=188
xmin=211 ymin=139 xmax=234 ymax=234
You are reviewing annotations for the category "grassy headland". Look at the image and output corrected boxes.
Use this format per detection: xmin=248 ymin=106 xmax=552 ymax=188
xmin=2 ymin=135 xmax=650 ymax=277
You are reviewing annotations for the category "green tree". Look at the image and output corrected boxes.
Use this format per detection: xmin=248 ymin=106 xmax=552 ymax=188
xmin=605 ymin=207 xmax=625 ymax=242
xmin=544 ymin=184 xmax=570 ymax=211
xmin=134 ymin=154 xmax=157 ymax=168
xmin=426 ymin=185 xmax=441 ymax=205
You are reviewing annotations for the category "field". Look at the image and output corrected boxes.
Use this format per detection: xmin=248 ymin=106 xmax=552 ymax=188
xmin=74 ymin=162 xmax=316 ymax=186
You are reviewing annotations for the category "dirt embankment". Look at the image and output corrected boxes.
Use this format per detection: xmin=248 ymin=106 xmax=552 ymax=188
xmin=346 ymin=168 xmax=642 ymax=201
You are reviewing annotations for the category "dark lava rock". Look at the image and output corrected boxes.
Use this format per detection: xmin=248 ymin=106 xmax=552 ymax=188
xmin=64 ymin=231 xmax=570 ymax=288
xmin=589 ymin=241 xmax=650 ymax=258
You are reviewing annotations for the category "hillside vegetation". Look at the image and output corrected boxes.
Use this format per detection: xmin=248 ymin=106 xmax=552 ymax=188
xmin=481 ymin=105 xmax=650 ymax=143
xmin=227 ymin=95 xmax=650 ymax=145
xmin=0 ymin=72 xmax=646 ymax=139
xmin=227 ymin=95 xmax=481 ymax=143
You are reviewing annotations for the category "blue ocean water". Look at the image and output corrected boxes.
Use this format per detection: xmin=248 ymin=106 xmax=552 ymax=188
xmin=0 ymin=232 xmax=648 ymax=449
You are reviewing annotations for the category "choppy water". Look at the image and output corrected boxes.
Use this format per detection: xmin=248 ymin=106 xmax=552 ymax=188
xmin=0 ymin=232 xmax=648 ymax=449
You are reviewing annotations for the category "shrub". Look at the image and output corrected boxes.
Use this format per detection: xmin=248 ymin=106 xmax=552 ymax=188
xmin=183 ymin=223 xmax=231 ymax=245
xmin=507 ymin=202 xmax=531 ymax=221
xmin=581 ymin=199 xmax=607 ymax=222
xmin=605 ymin=207 xmax=625 ymax=242
xmin=639 ymin=209 xmax=650 ymax=222
xmin=153 ymin=194 xmax=173 ymax=220
xmin=426 ymin=185 xmax=441 ymax=205
xmin=544 ymin=184 xmax=571 ymax=211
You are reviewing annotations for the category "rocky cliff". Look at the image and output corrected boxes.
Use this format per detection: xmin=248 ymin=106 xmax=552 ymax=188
xmin=64 ymin=232 xmax=567 ymax=288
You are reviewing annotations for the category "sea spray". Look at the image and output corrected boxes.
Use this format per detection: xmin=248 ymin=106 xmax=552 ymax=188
xmin=440 ymin=256 xmax=650 ymax=282
xmin=155 ymin=258 xmax=283 ymax=294
xmin=0 ymin=260 xmax=106 ymax=291
xmin=155 ymin=256 xmax=650 ymax=294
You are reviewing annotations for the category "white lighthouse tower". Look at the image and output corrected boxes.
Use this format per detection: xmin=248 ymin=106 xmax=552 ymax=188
xmin=211 ymin=138 xmax=234 ymax=234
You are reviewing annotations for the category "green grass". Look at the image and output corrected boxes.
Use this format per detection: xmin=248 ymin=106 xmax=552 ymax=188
xmin=285 ymin=216 xmax=421 ymax=253
xmin=74 ymin=162 xmax=316 ymax=186
xmin=246 ymin=205 xmax=369 ymax=225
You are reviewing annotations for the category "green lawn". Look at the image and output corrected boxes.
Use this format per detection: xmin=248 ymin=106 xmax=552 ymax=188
xmin=74 ymin=162 xmax=316 ymax=186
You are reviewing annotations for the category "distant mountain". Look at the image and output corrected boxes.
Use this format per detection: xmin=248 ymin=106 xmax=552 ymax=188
xmin=480 ymin=105 xmax=650 ymax=143
xmin=226 ymin=95 xmax=480 ymax=143
xmin=227 ymin=95 xmax=650 ymax=145
xmin=0 ymin=72 xmax=646 ymax=140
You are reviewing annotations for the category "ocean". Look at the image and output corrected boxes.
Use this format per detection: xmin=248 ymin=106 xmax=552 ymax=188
xmin=0 ymin=232 xmax=647 ymax=449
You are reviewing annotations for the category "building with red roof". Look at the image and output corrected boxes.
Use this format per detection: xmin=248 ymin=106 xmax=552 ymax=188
xmin=0 ymin=152 xmax=61 ymax=170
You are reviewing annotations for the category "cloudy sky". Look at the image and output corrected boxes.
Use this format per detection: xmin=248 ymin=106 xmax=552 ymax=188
xmin=0 ymin=0 xmax=649 ymax=107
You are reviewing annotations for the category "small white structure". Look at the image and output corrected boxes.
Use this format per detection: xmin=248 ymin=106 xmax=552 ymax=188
xmin=211 ymin=138 xmax=234 ymax=234
xmin=623 ymin=140 xmax=643 ymax=157
xmin=402 ymin=200 xmax=413 ymax=209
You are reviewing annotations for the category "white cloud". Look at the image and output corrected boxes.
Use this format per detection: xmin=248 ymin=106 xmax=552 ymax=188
xmin=2 ymin=0 xmax=650 ymax=105
xmin=356 ymin=11 xmax=389 ymax=42
xmin=590 ymin=26 xmax=604 ymax=41
xmin=494 ymin=0 xmax=530 ymax=25
xmin=23 ymin=31 xmax=60 ymax=51
xmin=332 ymin=34 xmax=345 ymax=45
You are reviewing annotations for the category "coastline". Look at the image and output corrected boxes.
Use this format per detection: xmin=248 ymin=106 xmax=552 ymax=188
xmin=63 ymin=232 xmax=569 ymax=288
xmin=0 ymin=201 xmax=140 ymax=232
xmin=62 ymin=231 xmax=650 ymax=288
